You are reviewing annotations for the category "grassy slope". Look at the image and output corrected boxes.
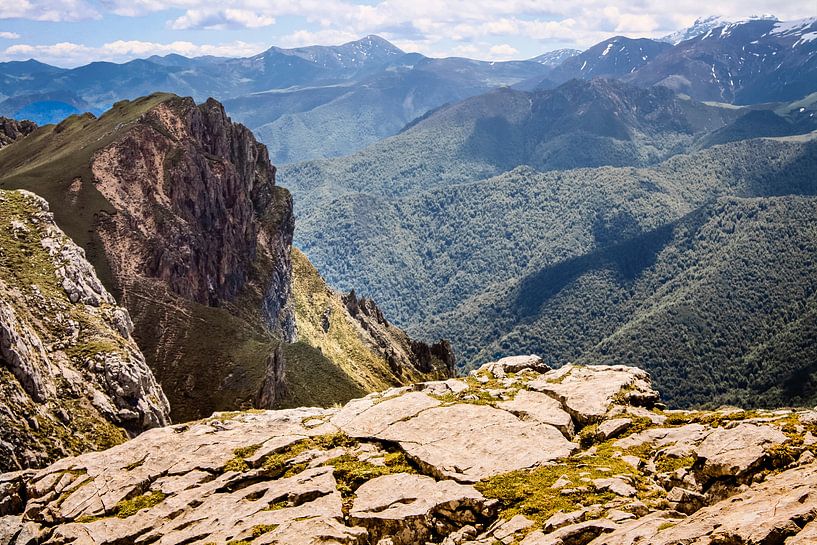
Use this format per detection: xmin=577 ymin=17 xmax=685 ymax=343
xmin=0 ymin=93 xmax=174 ymax=290
xmin=0 ymin=93 xmax=289 ymax=422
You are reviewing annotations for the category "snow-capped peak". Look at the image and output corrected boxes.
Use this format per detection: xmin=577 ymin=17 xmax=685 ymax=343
xmin=770 ymin=17 xmax=817 ymax=36
xmin=660 ymin=15 xmax=731 ymax=44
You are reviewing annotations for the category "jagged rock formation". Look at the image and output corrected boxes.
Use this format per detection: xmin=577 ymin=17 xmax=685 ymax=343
xmin=0 ymin=118 xmax=35 ymax=149
xmin=0 ymin=190 xmax=169 ymax=473
xmin=0 ymin=94 xmax=450 ymax=421
xmin=283 ymin=248 xmax=454 ymax=407
xmin=3 ymin=357 xmax=815 ymax=544
xmin=341 ymin=290 xmax=454 ymax=377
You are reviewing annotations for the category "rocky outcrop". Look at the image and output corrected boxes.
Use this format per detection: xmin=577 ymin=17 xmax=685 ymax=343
xmin=3 ymin=359 xmax=815 ymax=544
xmin=0 ymin=118 xmax=36 ymax=149
xmin=0 ymin=94 xmax=452 ymax=421
xmin=0 ymin=190 xmax=169 ymax=472
xmin=349 ymin=474 xmax=493 ymax=544
xmin=90 ymin=96 xmax=295 ymax=331
xmin=342 ymin=290 xmax=455 ymax=376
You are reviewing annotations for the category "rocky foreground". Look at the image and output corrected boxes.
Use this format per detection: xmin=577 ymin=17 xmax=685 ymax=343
xmin=2 ymin=357 xmax=817 ymax=545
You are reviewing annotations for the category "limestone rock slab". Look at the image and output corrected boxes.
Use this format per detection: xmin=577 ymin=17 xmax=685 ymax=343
xmin=350 ymin=473 xmax=490 ymax=545
xmin=694 ymin=423 xmax=787 ymax=478
xmin=527 ymin=365 xmax=659 ymax=424
xmin=475 ymin=355 xmax=551 ymax=378
xmin=378 ymin=404 xmax=578 ymax=482
xmin=498 ymin=390 xmax=575 ymax=437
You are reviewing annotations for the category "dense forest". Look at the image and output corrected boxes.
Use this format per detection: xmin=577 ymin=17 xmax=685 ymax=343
xmin=289 ymin=135 xmax=817 ymax=408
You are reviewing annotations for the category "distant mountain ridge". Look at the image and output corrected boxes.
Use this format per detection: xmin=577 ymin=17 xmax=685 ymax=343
xmin=628 ymin=17 xmax=817 ymax=103
xmin=547 ymin=37 xmax=673 ymax=83
xmin=529 ymin=48 xmax=581 ymax=66
xmin=0 ymin=35 xmax=553 ymax=162
xmin=3 ymin=18 xmax=817 ymax=161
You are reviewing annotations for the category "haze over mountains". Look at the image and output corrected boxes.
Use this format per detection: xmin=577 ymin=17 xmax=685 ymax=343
xmin=1 ymin=15 xmax=815 ymax=163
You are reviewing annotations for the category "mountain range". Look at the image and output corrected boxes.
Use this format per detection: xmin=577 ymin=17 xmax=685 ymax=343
xmin=2 ymin=16 xmax=816 ymax=163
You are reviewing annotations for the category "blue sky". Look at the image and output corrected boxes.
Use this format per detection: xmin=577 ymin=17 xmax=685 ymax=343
xmin=0 ymin=0 xmax=814 ymax=66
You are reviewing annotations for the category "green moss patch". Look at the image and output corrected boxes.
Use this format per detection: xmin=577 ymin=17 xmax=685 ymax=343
xmin=328 ymin=450 xmax=415 ymax=497
xmin=256 ymin=433 xmax=358 ymax=477
xmin=476 ymin=450 xmax=648 ymax=525
xmin=114 ymin=491 xmax=167 ymax=518
xmin=66 ymin=339 xmax=125 ymax=362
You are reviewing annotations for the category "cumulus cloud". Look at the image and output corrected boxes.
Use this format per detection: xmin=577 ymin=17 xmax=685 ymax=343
xmin=0 ymin=31 xmax=20 ymax=39
xmin=0 ymin=0 xmax=100 ymax=22
xmin=2 ymin=0 xmax=816 ymax=63
xmin=1 ymin=40 xmax=266 ymax=67
xmin=169 ymin=9 xmax=276 ymax=30
xmin=489 ymin=43 xmax=519 ymax=57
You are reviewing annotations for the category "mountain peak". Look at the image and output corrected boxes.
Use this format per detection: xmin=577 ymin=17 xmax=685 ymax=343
xmin=260 ymin=34 xmax=404 ymax=71
xmin=660 ymin=15 xmax=732 ymax=44
xmin=357 ymin=34 xmax=403 ymax=51
xmin=547 ymin=36 xmax=671 ymax=83
xmin=529 ymin=48 xmax=581 ymax=67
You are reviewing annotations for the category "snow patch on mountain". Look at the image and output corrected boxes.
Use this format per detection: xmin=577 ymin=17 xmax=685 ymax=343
xmin=661 ymin=16 xmax=731 ymax=44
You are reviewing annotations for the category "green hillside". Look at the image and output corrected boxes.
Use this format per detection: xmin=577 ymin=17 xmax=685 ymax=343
xmin=291 ymin=135 xmax=817 ymax=407
xmin=429 ymin=195 xmax=817 ymax=408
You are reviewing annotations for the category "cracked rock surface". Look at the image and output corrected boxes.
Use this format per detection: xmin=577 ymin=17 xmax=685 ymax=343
xmin=2 ymin=358 xmax=816 ymax=544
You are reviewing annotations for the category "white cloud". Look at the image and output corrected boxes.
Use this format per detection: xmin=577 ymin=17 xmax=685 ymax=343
xmin=0 ymin=31 xmax=20 ymax=39
xmin=2 ymin=0 xmax=817 ymax=62
xmin=489 ymin=43 xmax=519 ymax=58
xmin=276 ymin=29 xmax=360 ymax=48
xmin=1 ymin=40 xmax=266 ymax=66
xmin=169 ymin=9 xmax=275 ymax=30
xmin=0 ymin=0 xmax=100 ymax=22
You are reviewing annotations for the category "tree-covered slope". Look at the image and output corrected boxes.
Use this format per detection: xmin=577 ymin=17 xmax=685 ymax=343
xmin=291 ymin=135 xmax=817 ymax=407
xmin=428 ymin=194 xmax=817 ymax=409
xmin=291 ymin=133 xmax=816 ymax=319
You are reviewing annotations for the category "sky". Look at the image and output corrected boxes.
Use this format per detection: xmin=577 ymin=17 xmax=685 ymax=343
xmin=0 ymin=0 xmax=814 ymax=67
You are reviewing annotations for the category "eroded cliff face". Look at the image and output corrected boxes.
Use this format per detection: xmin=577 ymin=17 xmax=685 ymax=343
xmin=2 ymin=358 xmax=815 ymax=544
xmin=342 ymin=289 xmax=455 ymax=377
xmin=80 ymin=96 xmax=295 ymax=420
xmin=90 ymin=97 xmax=294 ymax=334
xmin=0 ymin=190 xmax=169 ymax=472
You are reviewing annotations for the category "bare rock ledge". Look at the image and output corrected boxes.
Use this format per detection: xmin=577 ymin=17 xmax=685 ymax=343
xmin=2 ymin=357 xmax=816 ymax=545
